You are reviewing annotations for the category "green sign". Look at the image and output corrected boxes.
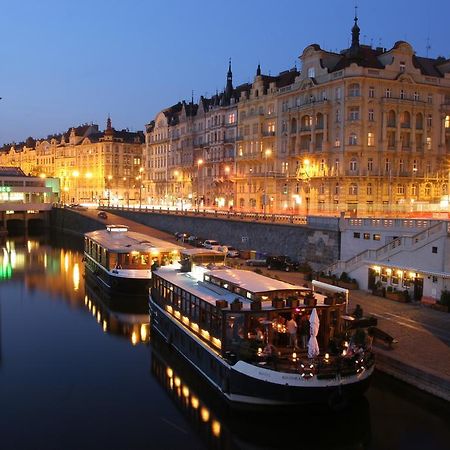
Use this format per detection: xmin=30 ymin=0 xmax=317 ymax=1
xmin=0 ymin=186 xmax=11 ymax=193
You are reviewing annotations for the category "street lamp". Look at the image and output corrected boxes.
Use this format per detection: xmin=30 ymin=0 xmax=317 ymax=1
xmin=197 ymin=159 xmax=203 ymax=211
xmin=303 ymin=159 xmax=311 ymax=215
xmin=263 ymin=149 xmax=272 ymax=215
xmin=72 ymin=170 xmax=79 ymax=204
xmin=107 ymin=175 xmax=112 ymax=207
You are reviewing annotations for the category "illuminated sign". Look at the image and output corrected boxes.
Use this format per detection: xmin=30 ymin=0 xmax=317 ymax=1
xmin=0 ymin=186 xmax=11 ymax=192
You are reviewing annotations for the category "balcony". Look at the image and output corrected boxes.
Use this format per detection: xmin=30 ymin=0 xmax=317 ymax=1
xmin=262 ymin=131 xmax=276 ymax=137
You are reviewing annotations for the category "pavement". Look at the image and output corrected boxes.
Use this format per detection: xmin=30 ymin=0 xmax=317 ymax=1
xmin=74 ymin=207 xmax=450 ymax=401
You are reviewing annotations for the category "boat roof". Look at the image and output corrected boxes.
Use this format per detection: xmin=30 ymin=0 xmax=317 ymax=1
xmin=155 ymin=266 xmax=310 ymax=310
xmin=208 ymin=269 xmax=307 ymax=294
xmin=85 ymin=227 xmax=184 ymax=253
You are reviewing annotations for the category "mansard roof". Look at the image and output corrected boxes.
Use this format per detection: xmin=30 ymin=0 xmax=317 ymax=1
xmin=0 ymin=166 xmax=26 ymax=176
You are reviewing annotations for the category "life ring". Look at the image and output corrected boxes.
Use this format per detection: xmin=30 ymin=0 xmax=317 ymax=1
xmin=299 ymin=363 xmax=315 ymax=380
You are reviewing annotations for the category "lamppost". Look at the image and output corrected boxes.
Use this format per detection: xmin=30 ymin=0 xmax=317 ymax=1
xmin=138 ymin=167 xmax=144 ymax=208
xmin=106 ymin=175 xmax=112 ymax=207
xmin=197 ymin=158 xmax=203 ymax=211
xmin=72 ymin=170 xmax=79 ymax=204
xmin=224 ymin=165 xmax=231 ymax=209
xmin=263 ymin=149 xmax=272 ymax=215
xmin=303 ymin=159 xmax=311 ymax=216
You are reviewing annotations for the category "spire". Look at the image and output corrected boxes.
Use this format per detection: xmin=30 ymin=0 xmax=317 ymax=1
xmin=351 ymin=6 xmax=360 ymax=49
xmin=224 ymin=58 xmax=233 ymax=102
xmin=105 ymin=115 xmax=113 ymax=135
xmin=256 ymin=63 xmax=261 ymax=76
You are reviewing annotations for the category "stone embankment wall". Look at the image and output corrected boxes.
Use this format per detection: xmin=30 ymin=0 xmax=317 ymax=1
xmin=50 ymin=208 xmax=340 ymax=268
xmin=104 ymin=210 xmax=340 ymax=268
xmin=51 ymin=208 xmax=104 ymax=236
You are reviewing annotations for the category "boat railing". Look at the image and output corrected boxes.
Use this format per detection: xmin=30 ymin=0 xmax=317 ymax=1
xmin=227 ymin=348 xmax=374 ymax=379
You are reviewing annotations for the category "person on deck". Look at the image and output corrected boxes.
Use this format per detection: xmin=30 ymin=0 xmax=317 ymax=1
xmin=286 ymin=314 xmax=298 ymax=349
xmin=352 ymin=304 xmax=364 ymax=319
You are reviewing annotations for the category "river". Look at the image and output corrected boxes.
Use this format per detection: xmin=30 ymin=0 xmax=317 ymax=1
xmin=0 ymin=233 xmax=448 ymax=450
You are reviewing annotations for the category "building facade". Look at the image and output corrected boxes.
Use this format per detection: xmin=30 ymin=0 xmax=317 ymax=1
xmin=0 ymin=119 xmax=144 ymax=205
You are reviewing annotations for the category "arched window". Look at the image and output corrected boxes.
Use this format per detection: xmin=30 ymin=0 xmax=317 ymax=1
xmin=416 ymin=113 xmax=423 ymax=129
xmin=349 ymin=158 xmax=357 ymax=172
xmin=349 ymin=183 xmax=358 ymax=195
xmin=400 ymin=111 xmax=410 ymax=128
xmin=388 ymin=110 xmax=396 ymax=127
xmin=424 ymin=184 xmax=432 ymax=197
xmin=411 ymin=184 xmax=418 ymax=196
xmin=291 ymin=118 xmax=297 ymax=134
xmin=349 ymin=133 xmax=358 ymax=145
xmin=349 ymin=83 xmax=360 ymax=97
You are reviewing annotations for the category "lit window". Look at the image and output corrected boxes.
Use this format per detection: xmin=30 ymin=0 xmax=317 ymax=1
xmin=367 ymin=132 xmax=375 ymax=146
xmin=373 ymin=234 xmax=381 ymax=241
xmin=349 ymin=183 xmax=358 ymax=195
xmin=426 ymin=137 xmax=432 ymax=150
xmin=445 ymin=115 xmax=450 ymax=128
xmin=228 ymin=113 xmax=236 ymax=124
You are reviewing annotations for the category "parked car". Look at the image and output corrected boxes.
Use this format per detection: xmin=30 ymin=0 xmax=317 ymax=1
xmin=174 ymin=231 xmax=189 ymax=242
xmin=266 ymin=255 xmax=300 ymax=272
xmin=225 ymin=246 xmax=240 ymax=258
xmin=203 ymin=239 xmax=221 ymax=250
xmin=97 ymin=211 xmax=108 ymax=219
xmin=246 ymin=259 xmax=267 ymax=267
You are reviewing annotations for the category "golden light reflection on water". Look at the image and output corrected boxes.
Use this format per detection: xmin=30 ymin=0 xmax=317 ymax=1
xmin=72 ymin=263 xmax=80 ymax=291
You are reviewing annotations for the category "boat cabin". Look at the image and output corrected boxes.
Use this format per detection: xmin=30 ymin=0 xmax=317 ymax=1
xmin=151 ymin=267 xmax=349 ymax=367
xmin=84 ymin=225 xmax=183 ymax=271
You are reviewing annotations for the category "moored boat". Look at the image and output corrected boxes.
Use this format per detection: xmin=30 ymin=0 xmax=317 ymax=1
xmin=149 ymin=249 xmax=375 ymax=407
xmin=84 ymin=224 xmax=183 ymax=294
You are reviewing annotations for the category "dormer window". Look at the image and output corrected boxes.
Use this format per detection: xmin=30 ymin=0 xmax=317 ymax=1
xmin=400 ymin=61 xmax=406 ymax=72
xmin=308 ymin=67 xmax=315 ymax=78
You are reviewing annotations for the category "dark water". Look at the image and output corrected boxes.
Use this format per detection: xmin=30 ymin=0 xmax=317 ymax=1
xmin=0 ymin=234 xmax=449 ymax=450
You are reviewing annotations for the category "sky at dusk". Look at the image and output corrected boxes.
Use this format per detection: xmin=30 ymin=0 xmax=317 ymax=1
xmin=0 ymin=0 xmax=449 ymax=145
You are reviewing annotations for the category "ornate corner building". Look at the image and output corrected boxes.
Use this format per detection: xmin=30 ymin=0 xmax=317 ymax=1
xmin=144 ymin=16 xmax=450 ymax=215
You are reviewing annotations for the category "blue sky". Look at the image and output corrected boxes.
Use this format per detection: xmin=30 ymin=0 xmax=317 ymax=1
xmin=0 ymin=0 xmax=449 ymax=145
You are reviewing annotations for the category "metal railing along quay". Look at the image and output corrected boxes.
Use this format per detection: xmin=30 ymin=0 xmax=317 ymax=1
xmin=103 ymin=204 xmax=309 ymax=226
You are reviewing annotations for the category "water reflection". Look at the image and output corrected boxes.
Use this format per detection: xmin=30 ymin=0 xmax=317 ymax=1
xmin=0 ymin=235 xmax=150 ymax=347
xmin=151 ymin=332 xmax=372 ymax=450
xmin=84 ymin=276 xmax=150 ymax=346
